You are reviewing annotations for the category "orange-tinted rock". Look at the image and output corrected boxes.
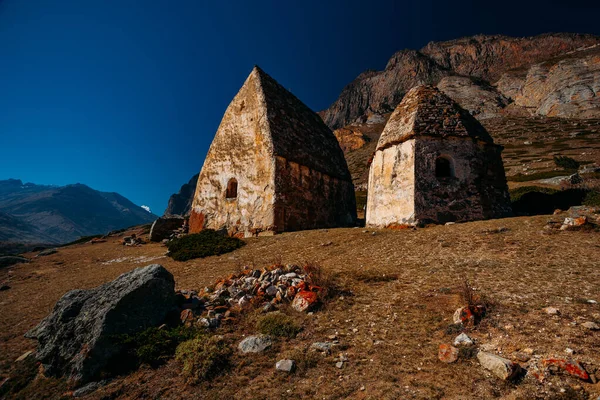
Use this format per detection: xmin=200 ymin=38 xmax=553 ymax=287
xmin=188 ymin=210 xmax=205 ymax=234
xmin=438 ymin=344 xmax=459 ymax=363
xmin=292 ymin=289 xmax=319 ymax=312
xmin=180 ymin=309 xmax=195 ymax=326
xmin=543 ymin=358 xmax=589 ymax=381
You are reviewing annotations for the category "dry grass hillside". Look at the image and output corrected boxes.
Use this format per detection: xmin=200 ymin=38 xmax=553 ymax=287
xmin=1 ymin=214 xmax=599 ymax=399
xmin=337 ymin=116 xmax=600 ymax=189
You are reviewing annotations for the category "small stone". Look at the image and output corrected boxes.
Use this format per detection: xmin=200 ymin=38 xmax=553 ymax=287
xmin=582 ymin=321 xmax=599 ymax=330
xmin=311 ymin=342 xmax=334 ymax=354
xmin=291 ymin=290 xmax=318 ymax=312
xmin=238 ymin=335 xmax=273 ymax=353
xmin=522 ymin=348 xmax=535 ymax=355
xmin=275 ymin=359 xmax=296 ymax=373
xmin=565 ymin=348 xmax=575 ymax=355
xmin=514 ymin=352 xmax=531 ymax=362
xmin=265 ymin=285 xmax=278 ymax=297
xmin=543 ymin=307 xmax=560 ymax=315
xmin=543 ymin=358 xmax=589 ymax=380
xmin=73 ymin=381 xmax=106 ymax=397
xmin=477 ymin=351 xmax=521 ymax=380
xmin=15 ymin=350 xmax=33 ymax=362
xmin=453 ymin=333 xmax=473 ymax=346
xmin=587 ymin=299 xmax=597 ymax=304
xmin=438 ymin=344 xmax=459 ymax=363
xmin=336 ymin=361 xmax=344 ymax=369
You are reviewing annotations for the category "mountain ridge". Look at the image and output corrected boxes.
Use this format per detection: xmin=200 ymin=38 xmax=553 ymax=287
xmin=0 ymin=179 xmax=158 ymax=245
xmin=319 ymin=32 xmax=600 ymax=129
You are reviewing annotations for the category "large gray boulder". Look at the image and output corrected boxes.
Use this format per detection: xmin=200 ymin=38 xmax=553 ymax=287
xmin=149 ymin=216 xmax=185 ymax=242
xmin=26 ymin=264 xmax=175 ymax=385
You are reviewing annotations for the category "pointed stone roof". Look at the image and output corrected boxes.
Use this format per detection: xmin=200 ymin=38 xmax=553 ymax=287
xmin=249 ymin=66 xmax=351 ymax=181
xmin=376 ymin=85 xmax=494 ymax=151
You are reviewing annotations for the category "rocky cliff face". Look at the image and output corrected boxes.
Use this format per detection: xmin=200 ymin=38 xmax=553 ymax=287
xmin=163 ymin=173 xmax=198 ymax=217
xmin=503 ymin=45 xmax=600 ymax=118
xmin=320 ymin=33 xmax=600 ymax=129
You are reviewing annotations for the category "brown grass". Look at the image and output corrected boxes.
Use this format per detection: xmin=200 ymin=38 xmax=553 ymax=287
xmin=1 ymin=215 xmax=599 ymax=399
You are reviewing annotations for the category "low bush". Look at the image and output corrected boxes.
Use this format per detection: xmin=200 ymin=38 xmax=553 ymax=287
xmin=256 ymin=312 xmax=302 ymax=338
xmin=167 ymin=229 xmax=245 ymax=261
xmin=583 ymin=190 xmax=600 ymax=207
xmin=509 ymin=186 xmax=559 ymax=202
xmin=554 ymin=155 xmax=580 ymax=170
xmin=116 ymin=326 xmax=198 ymax=367
xmin=175 ymin=336 xmax=232 ymax=384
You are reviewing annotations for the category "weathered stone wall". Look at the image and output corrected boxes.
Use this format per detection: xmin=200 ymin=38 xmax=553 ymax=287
xmin=366 ymin=140 xmax=416 ymax=227
xmin=274 ymin=156 xmax=356 ymax=231
xmin=413 ymin=137 xmax=512 ymax=224
xmin=189 ymin=72 xmax=276 ymax=237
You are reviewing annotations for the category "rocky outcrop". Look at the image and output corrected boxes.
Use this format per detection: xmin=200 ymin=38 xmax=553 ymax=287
xmin=436 ymin=76 xmax=509 ymax=119
xmin=504 ymin=45 xmax=600 ymax=118
xmin=319 ymin=51 xmax=448 ymax=129
xmin=320 ymin=33 xmax=600 ymax=129
xmin=333 ymin=127 xmax=369 ymax=152
xmin=164 ymin=173 xmax=198 ymax=217
xmin=149 ymin=216 xmax=185 ymax=242
xmin=26 ymin=264 xmax=176 ymax=385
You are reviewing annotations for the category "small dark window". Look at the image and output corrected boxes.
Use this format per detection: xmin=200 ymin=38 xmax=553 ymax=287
xmin=435 ymin=157 xmax=453 ymax=178
xmin=226 ymin=178 xmax=238 ymax=199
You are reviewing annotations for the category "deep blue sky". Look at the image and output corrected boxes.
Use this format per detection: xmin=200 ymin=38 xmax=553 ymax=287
xmin=1 ymin=0 xmax=599 ymax=214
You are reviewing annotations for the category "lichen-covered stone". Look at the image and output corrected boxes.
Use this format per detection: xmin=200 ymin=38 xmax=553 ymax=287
xmin=366 ymin=86 xmax=512 ymax=227
xmin=25 ymin=264 xmax=175 ymax=385
xmin=190 ymin=66 xmax=356 ymax=237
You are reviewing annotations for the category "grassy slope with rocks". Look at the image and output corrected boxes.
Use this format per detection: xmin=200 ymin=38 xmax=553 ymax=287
xmin=1 ymin=217 xmax=599 ymax=399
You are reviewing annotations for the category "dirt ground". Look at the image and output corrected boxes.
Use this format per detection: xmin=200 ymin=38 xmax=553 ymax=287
xmin=1 ymin=214 xmax=600 ymax=399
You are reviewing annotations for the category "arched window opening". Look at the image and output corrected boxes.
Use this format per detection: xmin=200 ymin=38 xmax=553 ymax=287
xmin=226 ymin=178 xmax=238 ymax=199
xmin=435 ymin=156 xmax=454 ymax=178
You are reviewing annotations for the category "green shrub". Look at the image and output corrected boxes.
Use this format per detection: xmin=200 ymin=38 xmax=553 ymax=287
xmin=256 ymin=312 xmax=302 ymax=338
xmin=117 ymin=326 xmax=198 ymax=367
xmin=583 ymin=190 xmax=600 ymax=207
xmin=175 ymin=336 xmax=232 ymax=384
xmin=509 ymin=186 xmax=559 ymax=202
xmin=166 ymin=229 xmax=245 ymax=261
xmin=554 ymin=155 xmax=580 ymax=170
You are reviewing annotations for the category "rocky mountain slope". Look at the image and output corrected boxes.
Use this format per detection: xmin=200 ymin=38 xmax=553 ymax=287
xmin=0 ymin=179 xmax=158 ymax=245
xmin=163 ymin=173 xmax=198 ymax=217
xmin=320 ymin=33 xmax=600 ymax=129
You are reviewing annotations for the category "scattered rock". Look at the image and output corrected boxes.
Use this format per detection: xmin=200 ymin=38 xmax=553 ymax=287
xmin=15 ymin=350 xmax=33 ymax=362
xmin=477 ymin=351 xmax=521 ymax=380
xmin=238 ymin=335 xmax=273 ymax=353
xmin=291 ymin=288 xmax=319 ymax=312
xmin=311 ymin=342 xmax=334 ymax=354
xmin=582 ymin=321 xmax=599 ymax=330
xmin=25 ymin=264 xmax=176 ymax=384
xmin=453 ymin=333 xmax=474 ymax=346
xmin=36 ymin=248 xmax=57 ymax=257
xmin=438 ymin=344 xmax=459 ymax=363
xmin=336 ymin=361 xmax=345 ymax=369
xmin=543 ymin=307 xmax=560 ymax=315
xmin=543 ymin=358 xmax=589 ymax=381
xmin=275 ymin=359 xmax=296 ymax=372
xmin=149 ymin=216 xmax=186 ymax=242
xmin=560 ymin=216 xmax=588 ymax=230
xmin=453 ymin=305 xmax=485 ymax=326
xmin=73 ymin=380 xmax=107 ymax=397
